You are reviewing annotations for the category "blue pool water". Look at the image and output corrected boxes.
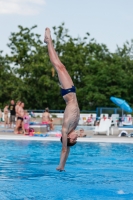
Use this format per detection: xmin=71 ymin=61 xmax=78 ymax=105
xmin=0 ymin=141 xmax=133 ymax=200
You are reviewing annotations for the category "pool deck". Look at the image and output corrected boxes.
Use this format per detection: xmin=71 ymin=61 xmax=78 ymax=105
xmin=0 ymin=126 xmax=133 ymax=143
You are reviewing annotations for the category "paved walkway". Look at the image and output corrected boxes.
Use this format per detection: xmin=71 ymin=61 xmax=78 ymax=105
xmin=0 ymin=126 xmax=133 ymax=143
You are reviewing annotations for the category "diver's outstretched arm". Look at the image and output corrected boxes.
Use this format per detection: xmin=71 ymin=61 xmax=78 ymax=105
xmin=56 ymin=128 xmax=70 ymax=171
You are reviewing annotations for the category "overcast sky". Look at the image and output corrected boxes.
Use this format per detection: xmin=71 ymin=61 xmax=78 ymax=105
xmin=0 ymin=0 xmax=133 ymax=54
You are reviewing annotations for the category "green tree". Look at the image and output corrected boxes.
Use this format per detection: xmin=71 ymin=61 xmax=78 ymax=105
xmin=52 ymin=24 xmax=129 ymax=110
xmin=7 ymin=25 xmax=62 ymax=109
xmin=3 ymin=23 xmax=133 ymax=110
xmin=0 ymin=51 xmax=20 ymax=108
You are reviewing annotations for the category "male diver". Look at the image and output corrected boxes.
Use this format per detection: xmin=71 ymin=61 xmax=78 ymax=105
xmin=44 ymin=28 xmax=80 ymax=171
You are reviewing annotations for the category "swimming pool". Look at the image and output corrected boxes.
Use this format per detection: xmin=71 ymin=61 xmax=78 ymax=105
xmin=0 ymin=141 xmax=133 ymax=200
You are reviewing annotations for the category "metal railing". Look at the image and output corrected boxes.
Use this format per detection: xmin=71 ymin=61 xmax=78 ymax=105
xmin=27 ymin=109 xmax=97 ymax=114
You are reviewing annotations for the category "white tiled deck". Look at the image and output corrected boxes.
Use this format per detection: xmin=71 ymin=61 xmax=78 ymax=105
xmin=0 ymin=134 xmax=132 ymax=143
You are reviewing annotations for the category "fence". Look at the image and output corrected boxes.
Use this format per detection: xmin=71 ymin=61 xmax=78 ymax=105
xmin=96 ymin=107 xmax=133 ymax=117
xmin=27 ymin=109 xmax=97 ymax=114
xmin=19 ymin=107 xmax=133 ymax=118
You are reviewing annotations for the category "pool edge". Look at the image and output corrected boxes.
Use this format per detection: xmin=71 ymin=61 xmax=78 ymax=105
xmin=0 ymin=135 xmax=133 ymax=144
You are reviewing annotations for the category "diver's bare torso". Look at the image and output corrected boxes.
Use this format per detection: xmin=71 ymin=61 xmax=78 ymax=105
xmin=62 ymin=93 xmax=80 ymax=134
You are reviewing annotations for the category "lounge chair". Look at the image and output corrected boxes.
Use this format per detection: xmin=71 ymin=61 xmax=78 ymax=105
xmin=93 ymin=119 xmax=113 ymax=136
xmin=118 ymin=125 xmax=133 ymax=136
xmin=111 ymin=114 xmax=119 ymax=126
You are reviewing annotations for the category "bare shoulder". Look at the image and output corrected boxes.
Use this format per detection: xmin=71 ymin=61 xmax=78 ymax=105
xmin=42 ymin=112 xmax=47 ymax=116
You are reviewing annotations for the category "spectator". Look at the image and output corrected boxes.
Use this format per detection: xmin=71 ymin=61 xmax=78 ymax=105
xmin=23 ymin=110 xmax=30 ymax=135
xmin=102 ymin=114 xmax=107 ymax=120
xmin=9 ymin=100 xmax=16 ymax=128
xmin=0 ymin=109 xmax=3 ymax=125
xmin=78 ymin=128 xmax=86 ymax=137
xmin=14 ymin=102 xmax=25 ymax=134
xmin=4 ymin=105 xmax=9 ymax=128
xmin=86 ymin=114 xmax=95 ymax=125
xmin=42 ymin=107 xmax=54 ymax=131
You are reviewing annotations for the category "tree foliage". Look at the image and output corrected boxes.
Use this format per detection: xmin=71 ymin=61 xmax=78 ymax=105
xmin=1 ymin=23 xmax=133 ymax=110
xmin=0 ymin=51 xmax=19 ymax=107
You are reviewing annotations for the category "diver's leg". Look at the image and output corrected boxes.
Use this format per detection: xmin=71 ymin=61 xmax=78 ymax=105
xmin=44 ymin=28 xmax=74 ymax=89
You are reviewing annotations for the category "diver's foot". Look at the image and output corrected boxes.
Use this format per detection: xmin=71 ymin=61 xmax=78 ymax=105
xmin=44 ymin=28 xmax=51 ymax=44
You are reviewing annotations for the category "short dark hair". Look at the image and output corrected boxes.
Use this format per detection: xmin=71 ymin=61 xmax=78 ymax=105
xmin=60 ymin=137 xmax=77 ymax=147
xmin=45 ymin=107 xmax=49 ymax=112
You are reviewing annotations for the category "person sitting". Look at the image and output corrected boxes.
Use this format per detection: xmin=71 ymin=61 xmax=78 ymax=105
xmin=78 ymin=129 xmax=86 ymax=137
xmin=42 ymin=108 xmax=54 ymax=131
xmin=86 ymin=114 xmax=95 ymax=125
xmin=101 ymin=114 xmax=107 ymax=120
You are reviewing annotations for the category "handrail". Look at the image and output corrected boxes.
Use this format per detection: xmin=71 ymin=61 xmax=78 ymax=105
xmin=27 ymin=110 xmax=96 ymax=114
